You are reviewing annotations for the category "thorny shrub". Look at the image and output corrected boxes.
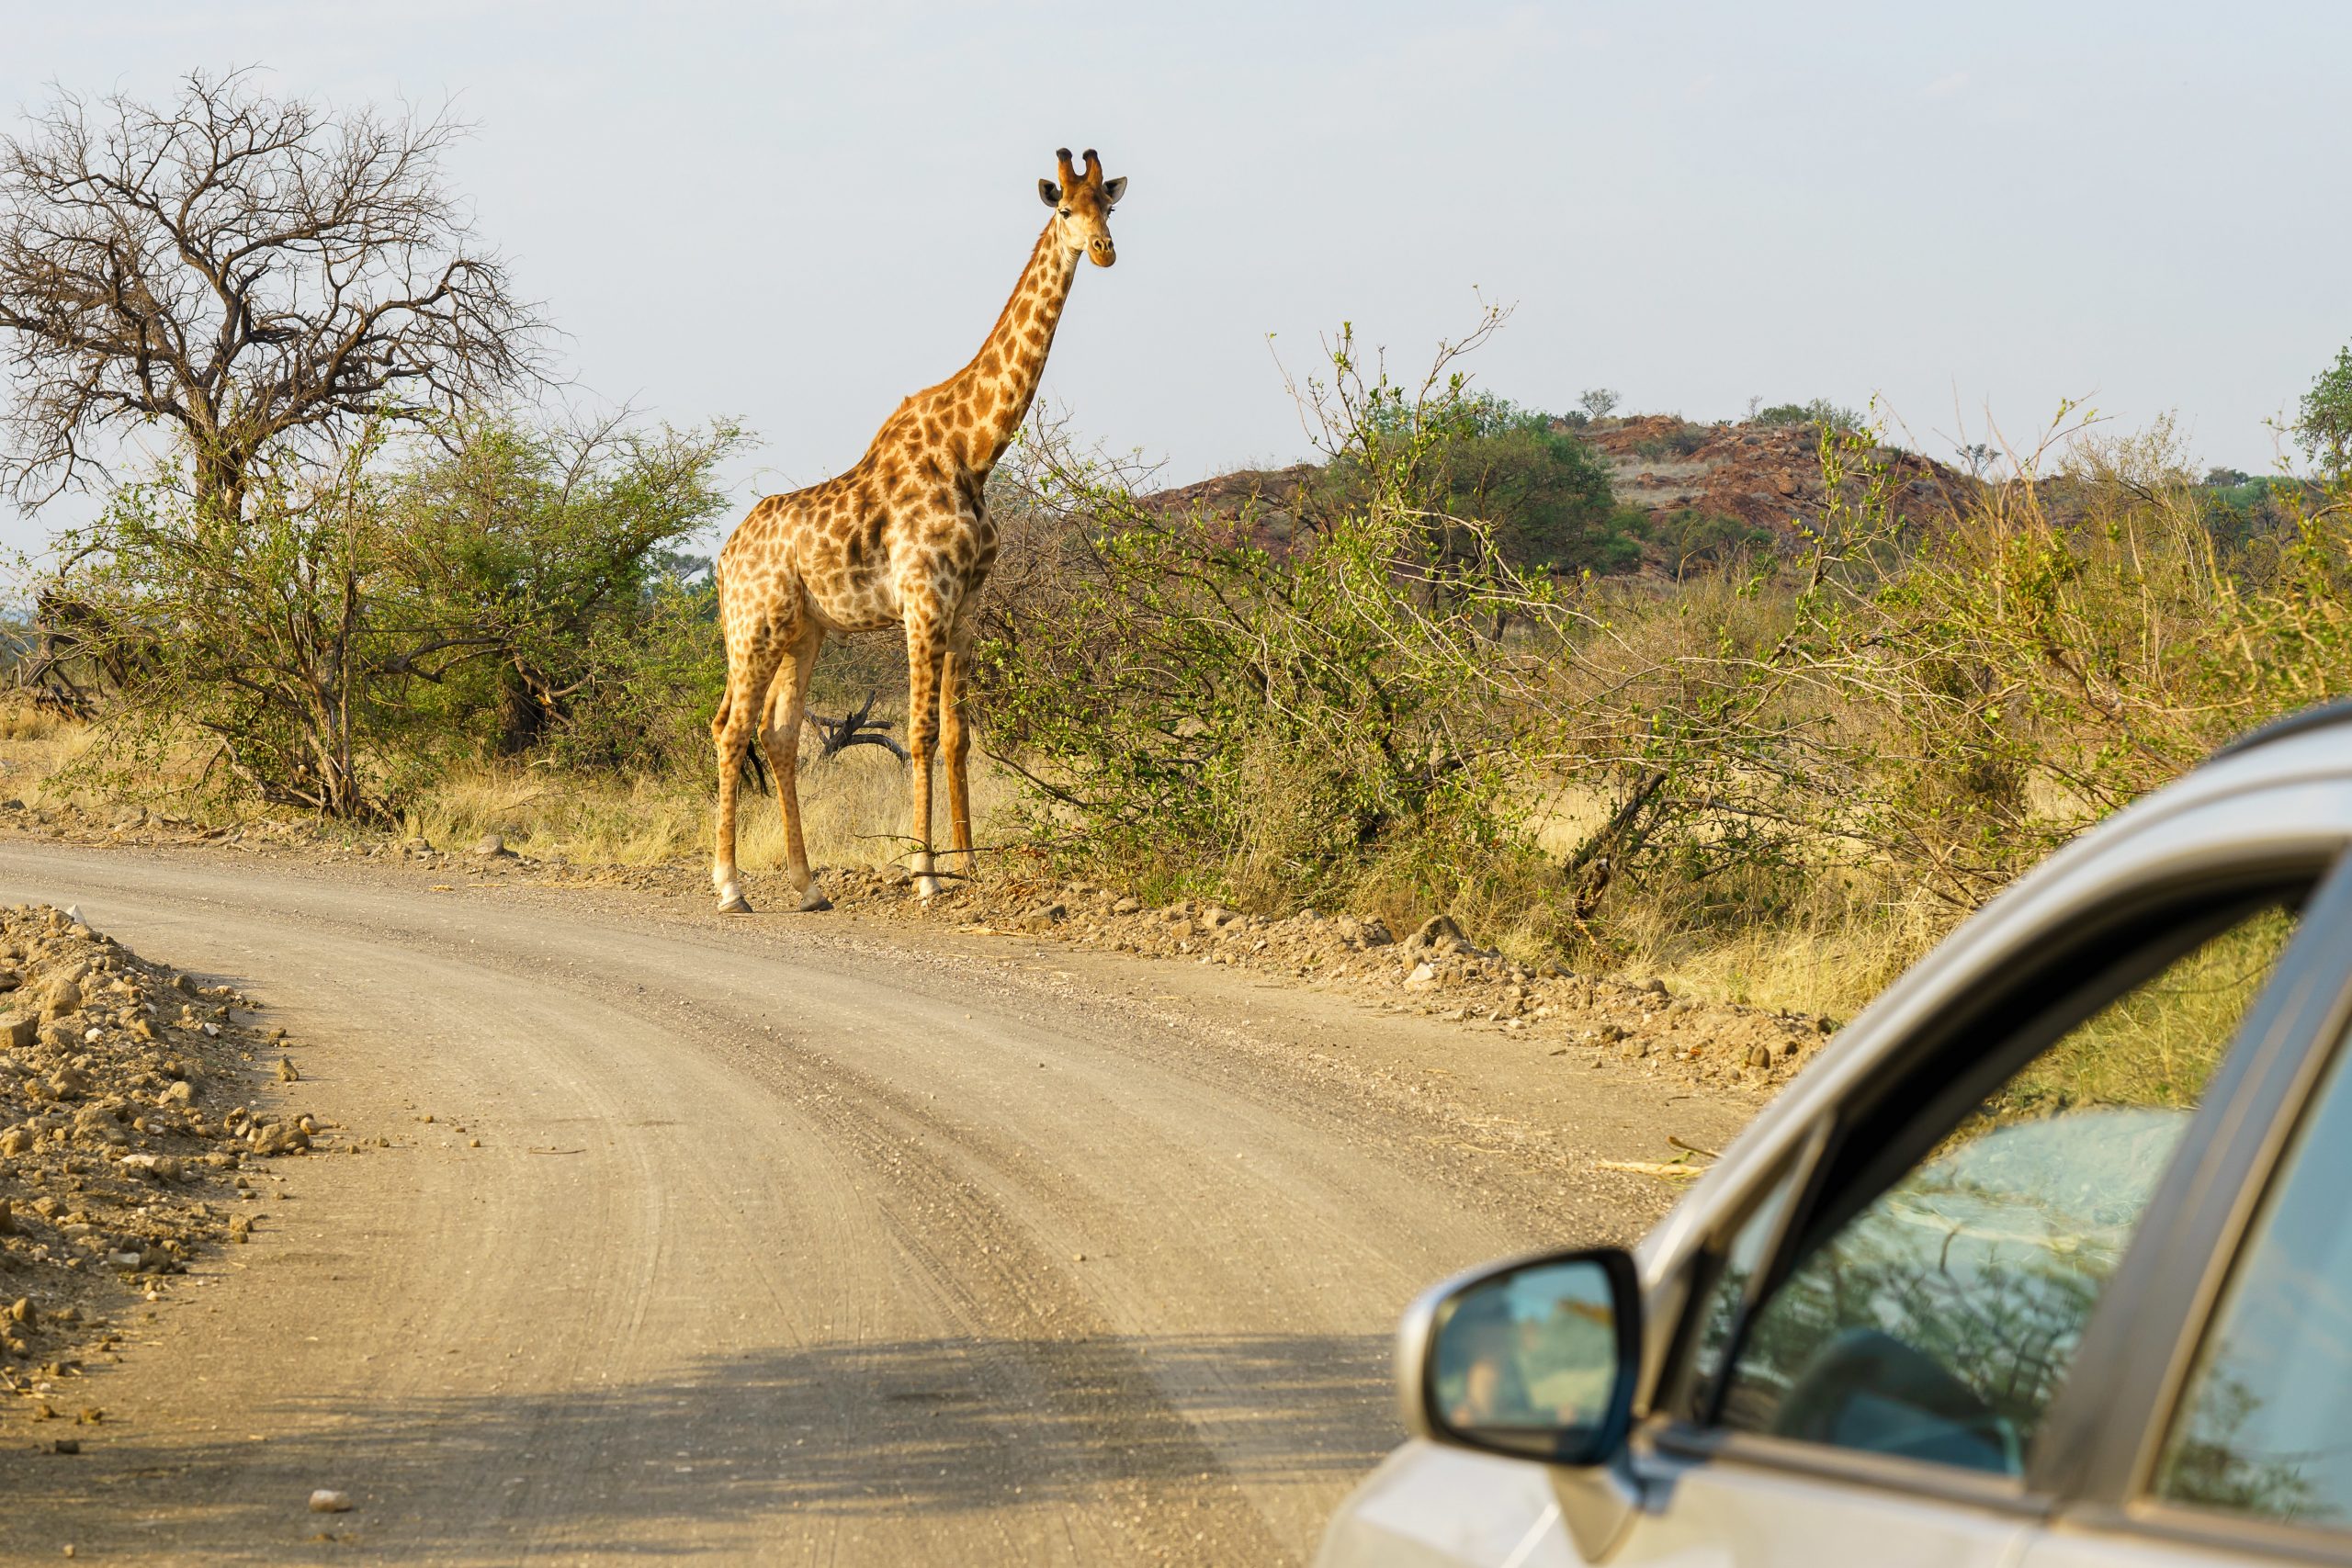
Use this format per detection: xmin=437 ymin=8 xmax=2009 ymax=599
xmin=1566 ymin=409 xmax=2352 ymax=932
xmin=978 ymin=312 xmax=1573 ymax=924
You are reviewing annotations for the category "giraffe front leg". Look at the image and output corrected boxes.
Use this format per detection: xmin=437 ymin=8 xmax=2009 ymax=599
xmin=712 ymin=682 xmax=757 ymax=915
xmin=761 ymin=625 xmax=832 ymax=913
xmin=713 ymin=637 xmax=786 ymax=915
xmin=905 ymin=616 xmax=945 ymax=901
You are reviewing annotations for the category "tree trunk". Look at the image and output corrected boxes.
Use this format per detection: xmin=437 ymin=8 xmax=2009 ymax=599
xmin=493 ymin=668 xmax=549 ymax=757
xmin=194 ymin=444 xmax=248 ymax=526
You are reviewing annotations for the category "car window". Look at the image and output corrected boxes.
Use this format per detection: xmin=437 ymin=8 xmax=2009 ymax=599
xmin=1714 ymin=905 xmax=2299 ymax=1477
xmin=2155 ymin=1027 xmax=2352 ymax=1528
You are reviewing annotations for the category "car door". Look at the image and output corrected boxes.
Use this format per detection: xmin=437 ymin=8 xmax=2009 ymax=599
xmin=1591 ymin=851 xmax=2352 ymax=1568
xmin=2015 ymin=895 xmax=2352 ymax=1568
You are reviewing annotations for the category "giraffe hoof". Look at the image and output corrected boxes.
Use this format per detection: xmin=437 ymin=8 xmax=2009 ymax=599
xmin=717 ymin=886 xmax=753 ymax=915
xmin=795 ymin=888 xmax=833 ymax=913
xmin=916 ymin=876 xmax=944 ymax=901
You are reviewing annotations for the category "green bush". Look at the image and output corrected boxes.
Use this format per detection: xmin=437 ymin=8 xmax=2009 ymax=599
xmin=982 ymin=502 xmax=1527 ymax=908
xmin=1755 ymin=399 xmax=1865 ymax=432
xmin=2295 ymin=344 xmax=2352 ymax=479
xmin=1566 ymin=420 xmax=2352 ymax=922
xmin=40 ymin=441 xmax=407 ymax=815
xmin=1305 ymin=392 xmax=1640 ymax=577
xmin=35 ymin=413 xmax=745 ymax=816
xmin=978 ymin=329 xmax=1564 ymax=919
xmin=1431 ymin=399 xmax=1638 ymax=574
xmin=1648 ymin=508 xmax=1774 ymax=575
xmin=1633 ymin=422 xmax=1713 ymax=460
xmin=387 ymin=415 xmax=746 ymax=762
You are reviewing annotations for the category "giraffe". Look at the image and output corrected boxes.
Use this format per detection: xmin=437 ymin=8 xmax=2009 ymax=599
xmin=708 ymin=147 xmax=1126 ymax=914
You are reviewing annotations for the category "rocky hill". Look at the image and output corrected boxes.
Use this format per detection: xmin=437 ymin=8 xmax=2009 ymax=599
xmin=1139 ymin=416 xmax=1973 ymax=580
xmin=1581 ymin=414 xmax=1970 ymax=566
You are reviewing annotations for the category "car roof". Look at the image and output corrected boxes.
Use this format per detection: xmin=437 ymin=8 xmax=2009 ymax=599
xmin=2204 ymin=695 xmax=2352 ymax=767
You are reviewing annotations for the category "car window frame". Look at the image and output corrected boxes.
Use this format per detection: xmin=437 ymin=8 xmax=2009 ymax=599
xmin=1652 ymin=1122 xmax=1826 ymax=1426
xmin=1638 ymin=850 xmax=2352 ymax=1529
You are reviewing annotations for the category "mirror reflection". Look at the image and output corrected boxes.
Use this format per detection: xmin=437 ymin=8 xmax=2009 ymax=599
xmin=1432 ymin=1258 xmax=1620 ymax=1441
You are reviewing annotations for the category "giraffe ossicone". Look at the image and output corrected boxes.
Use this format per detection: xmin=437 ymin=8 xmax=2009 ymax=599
xmin=708 ymin=147 xmax=1126 ymax=912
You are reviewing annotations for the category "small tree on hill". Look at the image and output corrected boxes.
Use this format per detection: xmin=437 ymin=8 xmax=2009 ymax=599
xmin=2295 ymin=344 xmax=2352 ymax=480
xmin=1430 ymin=398 xmax=1627 ymax=576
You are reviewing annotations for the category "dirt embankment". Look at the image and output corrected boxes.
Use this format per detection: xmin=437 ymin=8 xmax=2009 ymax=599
xmin=0 ymin=901 xmax=322 ymax=1438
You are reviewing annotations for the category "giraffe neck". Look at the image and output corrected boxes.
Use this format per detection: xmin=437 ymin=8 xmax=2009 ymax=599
xmin=951 ymin=221 xmax=1080 ymax=474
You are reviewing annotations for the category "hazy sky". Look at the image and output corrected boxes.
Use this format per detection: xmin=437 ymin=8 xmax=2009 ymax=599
xmin=6 ymin=1 xmax=2347 ymax=552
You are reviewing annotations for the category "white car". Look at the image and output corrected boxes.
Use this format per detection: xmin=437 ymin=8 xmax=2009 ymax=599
xmin=1319 ymin=702 xmax=2352 ymax=1567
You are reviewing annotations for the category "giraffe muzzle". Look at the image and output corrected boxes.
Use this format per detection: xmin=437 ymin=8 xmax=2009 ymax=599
xmin=1088 ymin=237 xmax=1116 ymax=267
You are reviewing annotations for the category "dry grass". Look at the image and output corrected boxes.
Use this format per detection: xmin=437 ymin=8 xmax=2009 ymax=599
xmin=1519 ymin=782 xmax=1937 ymax=1020
xmin=2001 ymin=908 xmax=2296 ymax=1115
xmin=0 ymin=702 xmax=106 ymax=808
xmin=399 ymin=743 xmax=1021 ymax=873
xmin=1611 ymin=891 xmax=1939 ymax=1021
xmin=0 ymin=697 xmax=1020 ymax=880
xmin=0 ymin=698 xmax=2010 ymax=1027
xmin=0 ymin=698 xmax=74 ymax=743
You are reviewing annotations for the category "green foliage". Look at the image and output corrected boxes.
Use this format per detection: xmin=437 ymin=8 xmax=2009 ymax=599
xmin=1754 ymin=399 xmax=1866 ymax=432
xmin=1653 ymin=508 xmax=1773 ymax=576
xmin=1566 ymin=413 xmax=2352 ymax=928
xmin=982 ymin=505 xmax=1518 ymax=907
xmin=1632 ymin=422 xmax=1712 ymax=461
xmin=41 ymin=441 xmax=402 ymax=816
xmin=1309 ymin=390 xmax=1640 ymax=577
xmin=1430 ymin=398 xmax=1634 ymax=575
xmin=2195 ymin=473 xmax=2302 ymax=559
xmin=980 ymin=318 xmax=1562 ymax=917
xmin=38 ymin=413 xmax=744 ymax=816
xmin=387 ymin=415 xmax=745 ymax=762
xmin=2295 ymin=344 xmax=2352 ymax=479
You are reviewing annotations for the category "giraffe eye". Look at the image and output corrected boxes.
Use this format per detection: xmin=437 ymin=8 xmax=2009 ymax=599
xmin=1058 ymin=208 xmax=1071 ymax=218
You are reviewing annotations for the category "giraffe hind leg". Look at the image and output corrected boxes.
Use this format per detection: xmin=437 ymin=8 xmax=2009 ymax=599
xmin=941 ymin=633 xmax=977 ymax=878
xmin=904 ymin=615 xmax=947 ymax=900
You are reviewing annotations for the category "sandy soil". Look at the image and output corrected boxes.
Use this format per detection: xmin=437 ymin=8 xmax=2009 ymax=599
xmin=0 ymin=839 xmax=1758 ymax=1563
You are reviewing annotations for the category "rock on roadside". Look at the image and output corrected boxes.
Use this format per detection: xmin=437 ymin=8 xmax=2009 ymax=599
xmin=0 ymin=902 xmax=334 ymax=1404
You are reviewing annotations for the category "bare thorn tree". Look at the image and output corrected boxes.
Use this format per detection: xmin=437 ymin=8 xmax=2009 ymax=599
xmin=0 ymin=67 xmax=547 ymax=520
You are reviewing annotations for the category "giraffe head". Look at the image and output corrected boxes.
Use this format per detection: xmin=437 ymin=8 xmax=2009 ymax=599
xmin=1037 ymin=147 xmax=1125 ymax=268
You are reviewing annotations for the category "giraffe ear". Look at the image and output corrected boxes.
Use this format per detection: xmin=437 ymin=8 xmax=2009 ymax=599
xmin=1037 ymin=179 xmax=1062 ymax=208
xmin=1101 ymin=175 xmax=1126 ymax=204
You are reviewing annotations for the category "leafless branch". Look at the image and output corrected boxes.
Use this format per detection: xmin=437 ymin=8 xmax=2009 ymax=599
xmin=0 ymin=67 xmax=548 ymax=517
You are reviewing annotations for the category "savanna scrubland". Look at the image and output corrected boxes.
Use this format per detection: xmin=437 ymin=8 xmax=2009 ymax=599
xmin=17 ymin=324 xmax=2351 ymax=1027
xmin=6 ymin=75 xmax=2352 ymax=1028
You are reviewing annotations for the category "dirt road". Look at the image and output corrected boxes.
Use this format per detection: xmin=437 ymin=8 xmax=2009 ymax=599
xmin=0 ymin=841 xmax=1748 ymax=1564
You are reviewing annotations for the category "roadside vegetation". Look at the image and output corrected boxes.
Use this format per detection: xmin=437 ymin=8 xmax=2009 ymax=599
xmin=980 ymin=346 xmax=2352 ymax=1015
xmin=1 ymin=73 xmax=2346 ymax=1024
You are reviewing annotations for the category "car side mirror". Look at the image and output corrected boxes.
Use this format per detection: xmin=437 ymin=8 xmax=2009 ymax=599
xmin=1398 ymin=1247 xmax=1643 ymax=1466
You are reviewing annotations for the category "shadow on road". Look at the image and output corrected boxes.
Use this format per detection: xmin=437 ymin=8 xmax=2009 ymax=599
xmin=6 ymin=1329 xmax=1395 ymax=1556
